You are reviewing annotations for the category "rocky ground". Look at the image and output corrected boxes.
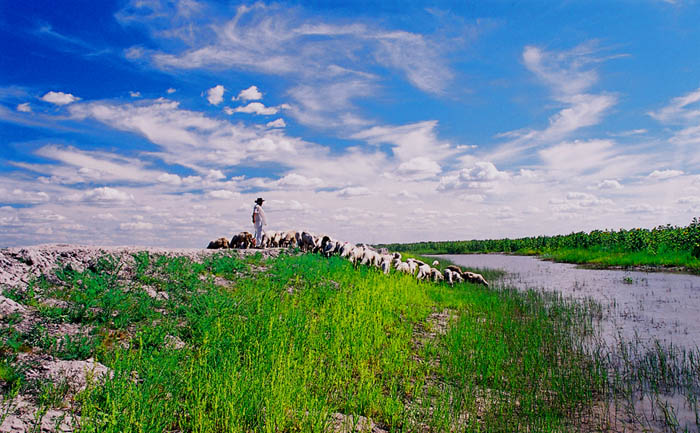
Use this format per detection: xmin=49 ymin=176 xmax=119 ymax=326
xmin=0 ymin=244 xmax=280 ymax=433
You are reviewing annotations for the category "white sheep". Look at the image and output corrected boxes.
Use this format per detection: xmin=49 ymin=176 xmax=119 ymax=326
xmin=430 ymin=267 xmax=444 ymax=282
xmin=416 ymin=263 xmax=432 ymax=280
xmin=432 ymin=260 xmax=439 ymax=267
xmin=395 ymin=261 xmax=411 ymax=274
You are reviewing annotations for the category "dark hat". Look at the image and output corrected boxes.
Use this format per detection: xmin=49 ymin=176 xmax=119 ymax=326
xmin=255 ymin=197 xmax=265 ymax=204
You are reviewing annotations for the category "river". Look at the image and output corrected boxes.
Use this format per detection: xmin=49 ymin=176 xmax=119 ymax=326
xmin=437 ymin=254 xmax=700 ymax=351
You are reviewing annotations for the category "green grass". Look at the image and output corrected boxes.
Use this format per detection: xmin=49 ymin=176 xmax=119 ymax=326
xmin=40 ymin=251 xmax=604 ymax=432
xmin=538 ymin=247 xmax=700 ymax=272
xmin=7 ymin=250 xmax=697 ymax=431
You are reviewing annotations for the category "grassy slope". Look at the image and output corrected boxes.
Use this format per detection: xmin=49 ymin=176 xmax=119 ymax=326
xmin=3 ymin=251 xmax=608 ymax=432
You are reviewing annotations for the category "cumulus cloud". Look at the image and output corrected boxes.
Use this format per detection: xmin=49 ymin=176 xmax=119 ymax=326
xmin=438 ymin=161 xmax=508 ymax=191
xmin=352 ymin=121 xmax=454 ymax=162
xmin=235 ymin=85 xmax=263 ymax=101
xmin=64 ymin=187 xmax=133 ymax=203
xmin=229 ymin=102 xmax=278 ymax=115
xmin=648 ymin=169 xmax=684 ymax=180
xmin=276 ymin=173 xmax=323 ymax=189
xmin=166 ymin=88 xmax=176 ymax=94
xmin=41 ymin=91 xmax=80 ymax=105
xmin=0 ymin=188 xmax=49 ymax=204
xmin=596 ymin=179 xmax=623 ymax=190
xmin=206 ymin=84 xmax=225 ymax=105
xmin=206 ymin=189 xmax=239 ymax=199
xmin=396 ymin=157 xmax=441 ymax=179
xmin=267 ymin=118 xmax=286 ymax=128
xmin=16 ymin=103 xmax=31 ymax=112
xmin=120 ymin=221 xmax=154 ymax=230
xmin=157 ymin=173 xmax=182 ymax=185
xmin=337 ymin=186 xmax=371 ymax=198
xmin=130 ymin=91 xmax=141 ymax=98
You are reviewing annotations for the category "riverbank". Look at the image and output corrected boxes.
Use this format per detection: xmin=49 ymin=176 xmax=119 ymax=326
xmin=2 ymin=245 xmax=628 ymax=432
xmin=397 ymin=248 xmax=700 ymax=275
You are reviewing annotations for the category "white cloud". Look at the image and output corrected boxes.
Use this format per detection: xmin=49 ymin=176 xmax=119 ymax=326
xmin=649 ymin=87 xmax=700 ymax=124
xmin=276 ymin=173 xmax=323 ymax=189
xmin=337 ymin=186 xmax=371 ymax=198
xmin=235 ymin=85 xmax=263 ymax=101
xmin=0 ymin=188 xmax=49 ymax=204
xmin=64 ymin=187 xmax=133 ymax=203
xmin=396 ymin=157 xmax=441 ymax=179
xmin=157 ymin=173 xmax=182 ymax=185
xmin=490 ymin=43 xmax=618 ymax=163
xmin=68 ymin=99 xmax=315 ymax=172
xmin=167 ymin=88 xmax=176 ymax=94
xmin=648 ymin=169 xmax=684 ymax=180
xmin=458 ymin=193 xmax=485 ymax=202
xmin=597 ymin=179 xmax=623 ymax=190
xmin=352 ymin=121 xmax=455 ymax=162
xmin=206 ymin=169 xmax=226 ymax=180
xmin=206 ymin=84 xmax=225 ymax=105
xmin=678 ymin=196 xmax=700 ymax=205
xmin=206 ymin=189 xmax=239 ymax=199
xmin=230 ymin=102 xmax=278 ymax=115
xmin=624 ymin=204 xmax=658 ymax=214
xmin=130 ymin=91 xmax=141 ymax=98
xmin=120 ymin=221 xmax=154 ymax=230
xmin=16 ymin=103 xmax=31 ymax=112
xmin=41 ymin=91 xmax=80 ymax=105
xmin=123 ymin=3 xmax=456 ymax=129
xmin=438 ymin=162 xmax=508 ymax=192
xmin=267 ymin=118 xmax=286 ymax=128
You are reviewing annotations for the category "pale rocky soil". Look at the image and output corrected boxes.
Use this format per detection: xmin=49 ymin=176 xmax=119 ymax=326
xmin=0 ymin=244 xmax=279 ymax=433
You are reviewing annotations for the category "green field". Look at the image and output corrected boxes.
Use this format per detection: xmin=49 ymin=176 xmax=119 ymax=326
xmin=377 ymin=218 xmax=700 ymax=274
xmin=2 ymin=250 xmax=698 ymax=432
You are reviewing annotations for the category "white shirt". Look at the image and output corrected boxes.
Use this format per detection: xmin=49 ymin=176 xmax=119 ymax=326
xmin=252 ymin=204 xmax=267 ymax=225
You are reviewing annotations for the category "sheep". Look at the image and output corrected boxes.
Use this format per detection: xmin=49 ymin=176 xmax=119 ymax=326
xmin=261 ymin=231 xmax=278 ymax=248
xmin=380 ymin=259 xmax=391 ymax=274
xmin=416 ymin=263 xmax=432 ymax=280
xmin=339 ymin=242 xmax=353 ymax=258
xmin=281 ymin=230 xmax=297 ymax=247
xmin=430 ymin=267 xmax=444 ymax=282
xmin=360 ymin=249 xmax=376 ymax=266
xmin=443 ymin=268 xmax=455 ymax=285
xmin=322 ymin=238 xmax=338 ymax=257
xmin=405 ymin=259 xmax=419 ymax=275
xmin=230 ymin=232 xmax=254 ymax=249
xmin=349 ymin=246 xmax=365 ymax=265
xmin=432 ymin=260 xmax=440 ymax=267
xmin=463 ymin=271 xmax=489 ymax=287
xmin=299 ymin=232 xmax=316 ymax=252
xmin=207 ymin=237 xmax=230 ymax=249
xmin=395 ymin=261 xmax=411 ymax=274
xmin=392 ymin=252 xmax=402 ymax=261
xmin=445 ymin=265 xmax=489 ymax=286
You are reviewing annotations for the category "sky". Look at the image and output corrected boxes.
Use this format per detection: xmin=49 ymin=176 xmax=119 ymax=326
xmin=1 ymin=0 xmax=700 ymax=247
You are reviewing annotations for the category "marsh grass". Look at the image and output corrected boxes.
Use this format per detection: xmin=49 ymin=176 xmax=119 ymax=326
xmin=23 ymin=252 xmax=603 ymax=432
xmin=5 ymin=250 xmax=697 ymax=432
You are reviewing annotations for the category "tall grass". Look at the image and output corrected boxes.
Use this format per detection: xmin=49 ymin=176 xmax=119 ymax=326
xmin=7 ymin=250 xmax=697 ymax=431
xmin=12 ymin=251 xmax=603 ymax=432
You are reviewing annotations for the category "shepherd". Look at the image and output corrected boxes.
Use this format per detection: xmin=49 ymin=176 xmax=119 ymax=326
xmin=252 ymin=197 xmax=267 ymax=248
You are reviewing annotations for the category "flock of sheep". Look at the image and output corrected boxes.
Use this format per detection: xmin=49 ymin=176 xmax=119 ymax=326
xmin=207 ymin=230 xmax=489 ymax=286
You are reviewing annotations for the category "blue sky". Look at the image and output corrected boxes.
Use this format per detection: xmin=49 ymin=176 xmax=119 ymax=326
xmin=1 ymin=0 xmax=700 ymax=247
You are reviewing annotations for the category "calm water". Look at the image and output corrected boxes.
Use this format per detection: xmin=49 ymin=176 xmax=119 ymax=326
xmin=438 ymin=254 xmax=700 ymax=349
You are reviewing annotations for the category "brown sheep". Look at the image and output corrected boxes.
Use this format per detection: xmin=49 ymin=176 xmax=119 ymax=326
xmin=230 ymin=231 xmax=254 ymax=249
xmin=207 ymin=237 xmax=230 ymax=249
